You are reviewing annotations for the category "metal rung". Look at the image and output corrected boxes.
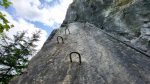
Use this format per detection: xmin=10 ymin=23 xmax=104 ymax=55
xmin=57 ymin=36 xmax=64 ymax=44
xmin=69 ymin=52 xmax=81 ymax=65
xmin=65 ymin=28 xmax=70 ymax=34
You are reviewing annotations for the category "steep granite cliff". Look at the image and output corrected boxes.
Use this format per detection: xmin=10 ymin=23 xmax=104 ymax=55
xmin=10 ymin=0 xmax=150 ymax=84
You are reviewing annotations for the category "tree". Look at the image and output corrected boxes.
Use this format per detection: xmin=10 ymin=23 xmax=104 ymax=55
xmin=0 ymin=31 xmax=41 ymax=84
xmin=0 ymin=0 xmax=14 ymax=33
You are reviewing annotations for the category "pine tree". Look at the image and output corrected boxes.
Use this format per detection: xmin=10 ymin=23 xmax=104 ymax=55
xmin=0 ymin=31 xmax=41 ymax=84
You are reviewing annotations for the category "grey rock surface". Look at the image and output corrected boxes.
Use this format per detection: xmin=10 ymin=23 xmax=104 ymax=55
xmin=10 ymin=22 xmax=150 ymax=84
xmin=63 ymin=0 xmax=150 ymax=54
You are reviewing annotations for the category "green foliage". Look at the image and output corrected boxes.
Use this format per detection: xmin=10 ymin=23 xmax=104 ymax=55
xmin=0 ymin=0 xmax=14 ymax=33
xmin=0 ymin=31 xmax=41 ymax=84
xmin=0 ymin=0 xmax=12 ymax=8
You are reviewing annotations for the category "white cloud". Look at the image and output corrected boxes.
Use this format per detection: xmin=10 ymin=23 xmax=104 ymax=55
xmin=0 ymin=0 xmax=73 ymax=58
xmin=45 ymin=0 xmax=53 ymax=3
xmin=10 ymin=0 xmax=73 ymax=28
xmin=2 ymin=11 xmax=48 ymax=51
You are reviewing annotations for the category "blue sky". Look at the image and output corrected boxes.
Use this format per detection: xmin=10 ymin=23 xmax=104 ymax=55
xmin=0 ymin=0 xmax=73 ymax=50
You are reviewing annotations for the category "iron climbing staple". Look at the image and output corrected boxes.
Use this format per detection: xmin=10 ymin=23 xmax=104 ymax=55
xmin=57 ymin=36 xmax=64 ymax=44
xmin=69 ymin=52 xmax=81 ymax=65
xmin=65 ymin=28 xmax=70 ymax=34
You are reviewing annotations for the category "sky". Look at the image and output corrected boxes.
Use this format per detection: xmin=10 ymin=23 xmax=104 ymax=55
xmin=0 ymin=0 xmax=73 ymax=51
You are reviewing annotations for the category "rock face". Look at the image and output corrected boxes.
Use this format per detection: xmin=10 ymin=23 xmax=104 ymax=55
xmin=10 ymin=22 xmax=150 ymax=84
xmin=64 ymin=0 xmax=150 ymax=54
xmin=10 ymin=0 xmax=150 ymax=84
